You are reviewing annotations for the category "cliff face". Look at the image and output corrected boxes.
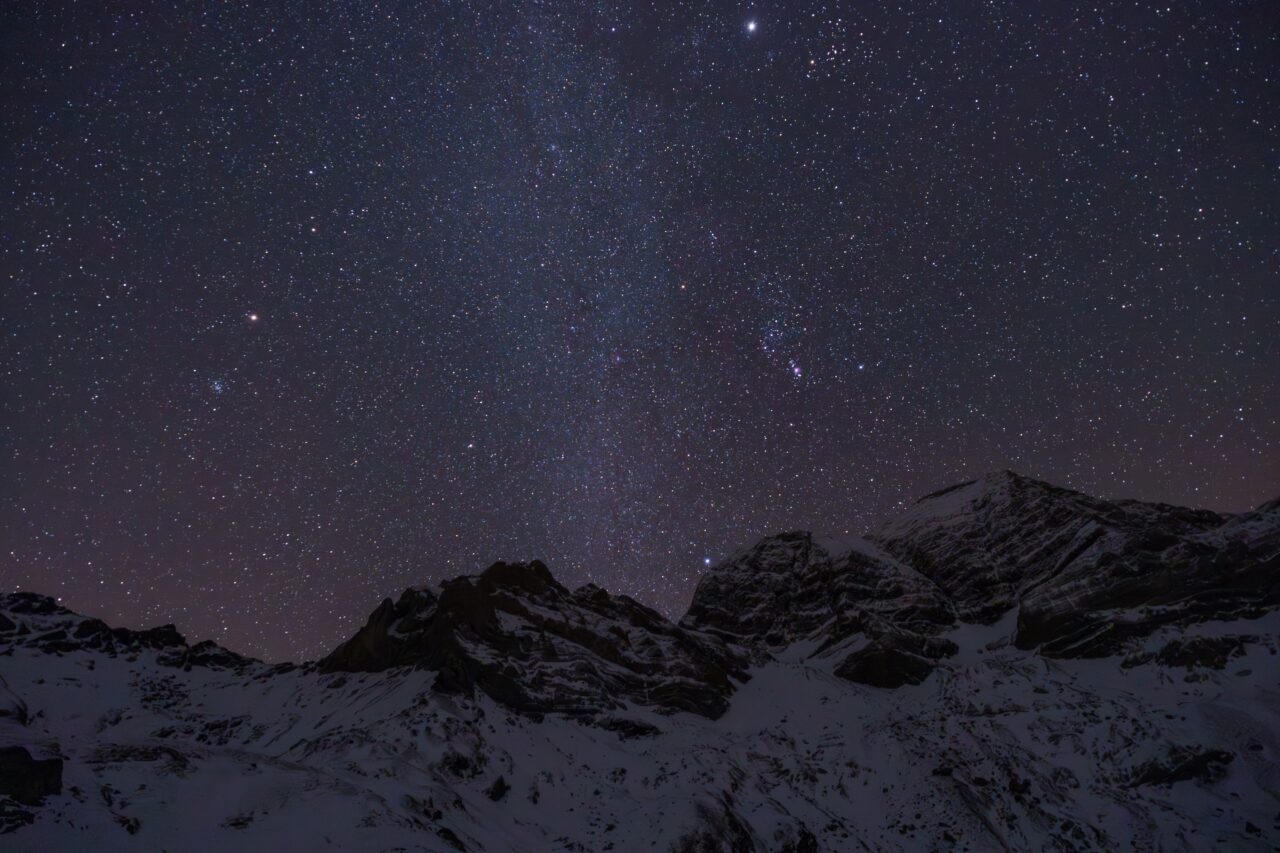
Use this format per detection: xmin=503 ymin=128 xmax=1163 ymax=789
xmin=871 ymin=471 xmax=1280 ymax=656
xmin=319 ymin=560 xmax=750 ymax=719
xmin=682 ymin=533 xmax=959 ymax=687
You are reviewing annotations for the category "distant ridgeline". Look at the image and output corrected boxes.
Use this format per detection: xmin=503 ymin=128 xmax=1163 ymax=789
xmin=2 ymin=471 xmax=1277 ymax=850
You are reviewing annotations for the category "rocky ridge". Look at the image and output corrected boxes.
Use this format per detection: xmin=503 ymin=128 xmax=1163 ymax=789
xmin=872 ymin=471 xmax=1280 ymax=656
xmin=0 ymin=472 xmax=1276 ymax=851
xmin=319 ymin=559 xmax=750 ymax=719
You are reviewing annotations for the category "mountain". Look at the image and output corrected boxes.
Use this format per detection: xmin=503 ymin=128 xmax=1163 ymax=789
xmin=683 ymin=533 xmax=959 ymax=687
xmin=872 ymin=471 xmax=1280 ymax=656
xmin=1 ymin=473 xmax=1277 ymax=851
xmin=318 ymin=559 xmax=750 ymax=719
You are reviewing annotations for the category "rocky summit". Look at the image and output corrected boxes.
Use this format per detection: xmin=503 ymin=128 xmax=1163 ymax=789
xmin=1 ymin=473 xmax=1277 ymax=851
xmin=318 ymin=559 xmax=750 ymax=719
xmin=872 ymin=471 xmax=1280 ymax=656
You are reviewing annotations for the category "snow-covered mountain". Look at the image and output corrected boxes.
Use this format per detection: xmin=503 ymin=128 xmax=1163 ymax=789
xmin=872 ymin=471 xmax=1280 ymax=656
xmin=2 ymin=473 xmax=1278 ymax=851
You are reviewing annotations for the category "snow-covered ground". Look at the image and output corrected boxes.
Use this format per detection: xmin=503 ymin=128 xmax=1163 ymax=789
xmin=2 ymin=605 xmax=1277 ymax=851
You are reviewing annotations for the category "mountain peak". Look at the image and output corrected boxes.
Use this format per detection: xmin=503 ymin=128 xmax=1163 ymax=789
xmin=907 ymin=469 xmax=1059 ymax=513
xmin=4 ymin=473 xmax=1279 ymax=851
xmin=320 ymin=559 xmax=749 ymax=718
xmin=683 ymin=530 xmax=958 ymax=686
xmin=477 ymin=558 xmax=559 ymax=592
xmin=873 ymin=473 xmax=1269 ymax=655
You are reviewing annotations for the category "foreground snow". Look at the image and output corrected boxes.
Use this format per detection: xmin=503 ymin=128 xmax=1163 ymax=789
xmin=2 ymin=607 xmax=1277 ymax=851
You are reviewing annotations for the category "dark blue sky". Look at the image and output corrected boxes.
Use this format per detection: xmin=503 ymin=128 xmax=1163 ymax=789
xmin=3 ymin=1 xmax=1277 ymax=660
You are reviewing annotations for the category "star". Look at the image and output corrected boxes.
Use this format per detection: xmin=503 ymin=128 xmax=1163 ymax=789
xmin=5 ymin=0 xmax=1273 ymax=663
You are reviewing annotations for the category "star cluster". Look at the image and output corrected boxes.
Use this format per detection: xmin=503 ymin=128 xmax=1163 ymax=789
xmin=3 ymin=1 xmax=1277 ymax=660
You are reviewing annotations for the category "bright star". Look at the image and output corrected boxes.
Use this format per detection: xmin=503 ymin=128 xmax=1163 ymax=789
xmin=746 ymin=19 xmax=757 ymax=33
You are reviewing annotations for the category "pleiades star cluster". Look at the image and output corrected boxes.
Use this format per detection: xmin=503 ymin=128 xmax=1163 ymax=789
xmin=3 ymin=1 xmax=1277 ymax=660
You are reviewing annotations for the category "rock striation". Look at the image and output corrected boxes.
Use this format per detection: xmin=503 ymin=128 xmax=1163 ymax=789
xmin=320 ymin=559 xmax=750 ymax=718
xmin=871 ymin=471 xmax=1280 ymax=656
xmin=683 ymin=533 xmax=959 ymax=686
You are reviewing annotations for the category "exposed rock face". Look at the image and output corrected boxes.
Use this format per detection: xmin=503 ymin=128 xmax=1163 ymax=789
xmin=685 ymin=533 xmax=955 ymax=643
xmin=320 ymin=560 xmax=750 ymax=718
xmin=682 ymin=474 xmax=1278 ymax=678
xmin=833 ymin=628 xmax=958 ymax=688
xmin=871 ymin=471 xmax=1280 ymax=656
xmin=0 ymin=682 xmax=28 ymax=727
xmin=1130 ymin=747 xmax=1235 ymax=787
xmin=0 ymin=593 xmax=251 ymax=670
xmin=0 ymin=747 xmax=62 ymax=806
xmin=683 ymin=533 xmax=958 ymax=686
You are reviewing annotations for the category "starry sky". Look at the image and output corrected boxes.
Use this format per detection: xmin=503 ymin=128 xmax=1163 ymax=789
xmin=3 ymin=1 xmax=1278 ymax=661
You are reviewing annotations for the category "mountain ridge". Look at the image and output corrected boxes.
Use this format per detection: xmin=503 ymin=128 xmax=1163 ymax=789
xmin=2 ymin=471 xmax=1278 ymax=850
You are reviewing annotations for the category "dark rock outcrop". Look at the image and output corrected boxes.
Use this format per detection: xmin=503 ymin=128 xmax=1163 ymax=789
xmin=684 ymin=533 xmax=955 ymax=644
xmin=320 ymin=560 xmax=749 ymax=718
xmin=1154 ymin=635 xmax=1257 ymax=669
xmin=0 ymin=593 xmax=254 ymax=671
xmin=672 ymin=795 xmax=760 ymax=853
xmin=834 ymin=625 xmax=958 ymax=688
xmin=1131 ymin=747 xmax=1234 ymax=787
xmin=872 ymin=472 xmax=1280 ymax=657
xmin=683 ymin=533 xmax=957 ymax=685
xmin=0 ymin=681 xmax=28 ymax=726
xmin=485 ymin=775 xmax=510 ymax=801
xmin=0 ymin=747 xmax=62 ymax=806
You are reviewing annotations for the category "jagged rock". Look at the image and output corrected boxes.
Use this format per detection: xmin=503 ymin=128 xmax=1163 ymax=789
xmin=2 ymin=473 xmax=1278 ymax=850
xmin=577 ymin=715 xmax=662 ymax=739
xmin=159 ymin=640 xmax=254 ymax=671
xmin=684 ymin=533 xmax=955 ymax=644
xmin=0 ymin=747 xmax=62 ymax=806
xmin=1131 ymin=747 xmax=1234 ymax=787
xmin=116 ymin=624 xmax=186 ymax=649
xmin=320 ymin=560 xmax=749 ymax=718
xmin=0 ymin=797 xmax=35 ymax=834
xmin=835 ymin=644 xmax=936 ymax=688
xmin=1154 ymin=635 xmax=1256 ymax=669
xmin=834 ymin=623 xmax=957 ymax=688
xmin=0 ymin=681 xmax=28 ymax=726
xmin=672 ymin=795 xmax=758 ymax=853
xmin=0 ymin=593 xmax=253 ymax=672
xmin=485 ymin=775 xmax=510 ymax=801
xmin=684 ymin=533 xmax=957 ymax=690
xmin=436 ymin=826 xmax=466 ymax=851
xmin=872 ymin=472 xmax=1280 ymax=656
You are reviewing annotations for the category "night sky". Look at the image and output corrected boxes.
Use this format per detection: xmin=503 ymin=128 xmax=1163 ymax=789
xmin=3 ymin=2 xmax=1277 ymax=661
